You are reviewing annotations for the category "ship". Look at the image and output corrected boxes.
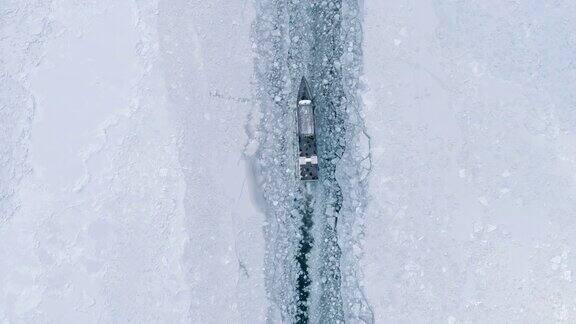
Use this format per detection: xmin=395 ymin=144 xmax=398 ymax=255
xmin=296 ymin=77 xmax=319 ymax=181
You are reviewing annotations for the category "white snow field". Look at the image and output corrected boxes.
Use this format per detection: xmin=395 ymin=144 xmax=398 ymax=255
xmin=2 ymin=0 xmax=576 ymax=323
xmin=362 ymin=0 xmax=576 ymax=322
xmin=1 ymin=0 xmax=264 ymax=323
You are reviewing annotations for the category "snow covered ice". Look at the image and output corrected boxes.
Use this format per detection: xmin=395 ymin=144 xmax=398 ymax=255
xmin=2 ymin=0 xmax=576 ymax=323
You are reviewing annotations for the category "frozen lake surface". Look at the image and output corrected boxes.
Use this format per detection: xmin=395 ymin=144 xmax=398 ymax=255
xmin=2 ymin=0 xmax=576 ymax=322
